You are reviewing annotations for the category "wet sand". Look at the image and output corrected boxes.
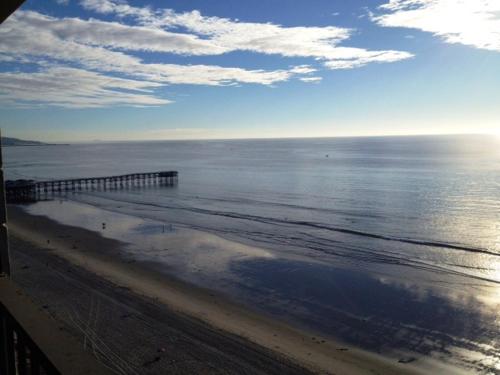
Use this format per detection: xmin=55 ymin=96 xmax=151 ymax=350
xmin=7 ymin=205 xmax=423 ymax=375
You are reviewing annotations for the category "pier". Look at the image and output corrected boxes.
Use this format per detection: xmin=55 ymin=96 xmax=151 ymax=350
xmin=5 ymin=171 xmax=178 ymax=202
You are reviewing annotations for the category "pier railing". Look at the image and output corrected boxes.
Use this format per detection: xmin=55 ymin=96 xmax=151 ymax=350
xmin=5 ymin=171 xmax=178 ymax=202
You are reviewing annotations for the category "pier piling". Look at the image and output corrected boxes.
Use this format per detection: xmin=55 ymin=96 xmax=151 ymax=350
xmin=5 ymin=171 xmax=178 ymax=203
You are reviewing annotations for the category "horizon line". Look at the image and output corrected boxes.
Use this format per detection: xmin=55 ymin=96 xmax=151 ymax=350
xmin=10 ymin=131 xmax=494 ymax=145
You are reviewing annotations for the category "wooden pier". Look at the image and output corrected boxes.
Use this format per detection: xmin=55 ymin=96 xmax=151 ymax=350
xmin=5 ymin=171 xmax=178 ymax=202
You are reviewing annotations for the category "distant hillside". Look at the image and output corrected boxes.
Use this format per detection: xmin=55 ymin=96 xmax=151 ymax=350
xmin=2 ymin=137 xmax=48 ymax=146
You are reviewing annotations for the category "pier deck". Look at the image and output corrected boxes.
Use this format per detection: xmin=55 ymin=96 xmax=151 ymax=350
xmin=6 ymin=171 xmax=178 ymax=202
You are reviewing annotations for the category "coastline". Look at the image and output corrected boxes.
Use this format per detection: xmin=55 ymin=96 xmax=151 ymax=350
xmin=3 ymin=144 xmax=70 ymax=147
xmin=7 ymin=204 xmax=424 ymax=375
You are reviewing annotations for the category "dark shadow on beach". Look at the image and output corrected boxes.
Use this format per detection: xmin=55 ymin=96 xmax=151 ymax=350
xmin=232 ymin=258 xmax=499 ymax=373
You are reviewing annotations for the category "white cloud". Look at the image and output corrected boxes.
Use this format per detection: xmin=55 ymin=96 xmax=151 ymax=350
xmin=289 ymin=65 xmax=317 ymax=74
xmin=299 ymin=77 xmax=323 ymax=83
xmin=0 ymin=11 xmax=306 ymax=107
xmin=374 ymin=0 xmax=500 ymax=52
xmin=81 ymin=0 xmax=413 ymax=69
xmin=0 ymin=11 xmax=294 ymax=86
xmin=323 ymin=49 xmax=414 ymax=69
xmin=15 ymin=11 xmax=225 ymax=56
xmin=0 ymin=1 xmax=414 ymax=108
xmin=0 ymin=67 xmax=170 ymax=108
xmin=80 ymin=0 xmax=151 ymax=19
xmin=0 ymin=12 xmax=297 ymax=86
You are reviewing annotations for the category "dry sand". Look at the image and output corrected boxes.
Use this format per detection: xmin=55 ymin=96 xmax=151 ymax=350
xmin=7 ymin=205 xmax=423 ymax=375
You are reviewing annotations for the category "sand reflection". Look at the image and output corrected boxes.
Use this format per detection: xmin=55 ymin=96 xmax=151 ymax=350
xmin=23 ymin=199 xmax=275 ymax=277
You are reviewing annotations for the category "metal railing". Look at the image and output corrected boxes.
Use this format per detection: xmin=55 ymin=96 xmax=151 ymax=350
xmin=0 ymin=303 xmax=60 ymax=375
xmin=1 ymin=129 xmax=10 ymax=276
xmin=1 ymin=129 xmax=59 ymax=374
xmin=0 ymin=3 xmax=103 ymax=372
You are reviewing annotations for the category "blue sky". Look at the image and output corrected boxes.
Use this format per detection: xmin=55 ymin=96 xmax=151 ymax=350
xmin=0 ymin=0 xmax=499 ymax=141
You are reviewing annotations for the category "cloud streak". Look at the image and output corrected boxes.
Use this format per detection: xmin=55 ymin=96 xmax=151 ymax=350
xmin=0 ymin=11 xmax=306 ymax=107
xmin=0 ymin=1 xmax=413 ymax=108
xmin=374 ymin=0 xmax=500 ymax=52
xmin=81 ymin=0 xmax=413 ymax=70
xmin=0 ymin=11 xmax=299 ymax=86
xmin=0 ymin=67 xmax=170 ymax=108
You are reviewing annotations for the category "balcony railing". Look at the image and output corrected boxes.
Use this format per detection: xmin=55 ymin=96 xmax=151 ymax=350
xmin=1 ymin=302 xmax=60 ymax=375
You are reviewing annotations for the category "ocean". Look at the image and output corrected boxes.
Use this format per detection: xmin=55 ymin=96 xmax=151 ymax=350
xmin=4 ymin=134 xmax=500 ymax=373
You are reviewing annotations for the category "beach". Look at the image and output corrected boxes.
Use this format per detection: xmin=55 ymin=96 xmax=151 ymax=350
xmin=4 ymin=136 xmax=499 ymax=374
xmin=7 ymin=204 xmax=424 ymax=375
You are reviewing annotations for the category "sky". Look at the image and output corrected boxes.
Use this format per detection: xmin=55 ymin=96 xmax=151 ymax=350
xmin=0 ymin=0 xmax=499 ymax=142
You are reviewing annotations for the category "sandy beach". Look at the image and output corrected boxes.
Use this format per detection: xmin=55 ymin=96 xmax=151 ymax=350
xmin=7 ymin=204 xmax=424 ymax=375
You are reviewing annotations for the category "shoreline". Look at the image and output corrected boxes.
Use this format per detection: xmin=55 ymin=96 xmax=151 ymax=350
xmin=7 ymin=204 xmax=423 ymax=375
xmin=3 ymin=144 xmax=70 ymax=147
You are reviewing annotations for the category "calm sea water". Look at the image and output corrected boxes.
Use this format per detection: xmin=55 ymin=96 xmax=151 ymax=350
xmin=4 ymin=135 xmax=500 ymax=373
